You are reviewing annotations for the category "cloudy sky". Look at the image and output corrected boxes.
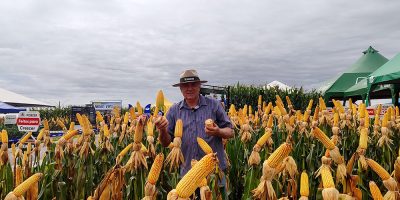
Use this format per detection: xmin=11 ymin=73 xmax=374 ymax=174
xmin=1 ymin=0 xmax=400 ymax=106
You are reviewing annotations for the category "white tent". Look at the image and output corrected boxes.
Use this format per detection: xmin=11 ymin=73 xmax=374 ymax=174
xmin=0 ymin=87 xmax=53 ymax=107
xmin=266 ymin=80 xmax=292 ymax=90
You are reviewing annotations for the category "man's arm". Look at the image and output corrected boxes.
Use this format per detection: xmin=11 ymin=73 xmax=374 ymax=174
xmin=205 ymin=125 xmax=234 ymax=139
xmin=154 ymin=116 xmax=172 ymax=147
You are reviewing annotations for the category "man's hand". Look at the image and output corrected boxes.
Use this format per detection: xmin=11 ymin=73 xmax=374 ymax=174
xmin=205 ymin=122 xmax=220 ymax=136
xmin=154 ymin=116 xmax=168 ymax=130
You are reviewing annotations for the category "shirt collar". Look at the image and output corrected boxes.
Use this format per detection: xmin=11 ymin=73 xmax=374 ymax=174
xmin=179 ymin=95 xmax=208 ymax=110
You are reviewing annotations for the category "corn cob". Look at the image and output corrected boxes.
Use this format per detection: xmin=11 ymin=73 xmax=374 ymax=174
xmin=307 ymin=99 xmax=313 ymax=111
xmin=147 ymin=121 xmax=154 ymax=137
xmin=319 ymin=97 xmax=327 ymax=110
xmin=382 ymin=113 xmax=388 ymax=127
xmin=123 ymin=112 xmax=129 ymax=124
xmin=365 ymin=111 xmax=370 ymax=127
xmin=266 ymin=142 xmax=292 ymax=168
xmin=369 ymin=181 xmax=383 ymax=200
xmin=333 ymin=112 xmax=339 ymax=127
xmin=117 ymin=143 xmax=132 ymax=159
xmin=197 ymin=137 xmax=213 ymax=154
xmin=63 ymin=130 xmax=78 ymax=141
xmin=103 ymin=124 xmax=110 ymax=137
xmin=303 ymin=110 xmax=310 ymax=122
xmin=57 ymin=118 xmax=66 ymax=130
xmin=321 ymin=166 xmax=334 ymax=188
xmin=313 ymin=106 xmax=319 ymax=121
xmin=276 ymin=102 xmax=287 ymax=115
xmin=256 ymin=130 xmax=272 ymax=147
xmin=258 ymin=95 xmax=262 ymax=106
xmin=175 ymin=153 xmax=217 ymax=198
xmin=366 ymin=158 xmax=391 ymax=180
xmin=137 ymin=101 xmax=143 ymax=115
xmin=388 ymin=107 xmax=393 ymax=119
xmin=69 ymin=122 xmax=75 ymax=131
xmin=267 ymin=114 xmax=273 ymax=128
xmin=243 ymin=105 xmax=248 ymax=116
xmin=265 ymin=102 xmax=272 ymax=115
xmin=134 ymin=119 xmax=144 ymax=143
xmin=286 ymin=96 xmax=293 ymax=107
xmin=359 ymin=103 xmax=365 ymax=118
xmin=13 ymin=173 xmax=43 ymax=196
xmin=276 ymin=95 xmax=284 ymax=106
xmin=359 ymin=128 xmax=368 ymax=149
xmin=174 ymin=119 xmax=183 ymax=137
xmin=19 ymin=132 xmax=32 ymax=144
xmin=43 ymin=119 xmax=49 ymax=130
xmin=1 ymin=129 xmax=8 ymax=143
xmin=313 ymin=127 xmax=335 ymax=150
xmin=396 ymin=106 xmax=399 ymax=116
xmin=249 ymin=106 xmax=253 ymax=115
xmin=300 ymin=171 xmax=309 ymax=197
xmin=156 ymin=90 xmax=165 ymax=111
xmin=148 ymin=153 xmax=164 ymax=185
xmin=36 ymin=129 xmax=45 ymax=141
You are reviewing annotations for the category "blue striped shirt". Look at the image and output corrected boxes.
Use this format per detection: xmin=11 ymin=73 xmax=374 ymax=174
xmin=166 ymin=95 xmax=232 ymax=176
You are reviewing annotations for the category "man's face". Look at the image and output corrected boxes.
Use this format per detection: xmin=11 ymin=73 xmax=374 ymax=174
xmin=179 ymin=82 xmax=201 ymax=101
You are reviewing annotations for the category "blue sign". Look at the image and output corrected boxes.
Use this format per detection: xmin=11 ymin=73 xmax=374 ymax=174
xmin=144 ymin=104 xmax=151 ymax=118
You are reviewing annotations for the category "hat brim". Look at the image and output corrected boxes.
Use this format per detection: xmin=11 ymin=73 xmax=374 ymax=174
xmin=172 ymin=80 xmax=207 ymax=87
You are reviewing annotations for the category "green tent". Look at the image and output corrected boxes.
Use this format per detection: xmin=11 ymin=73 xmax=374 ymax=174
xmin=364 ymin=53 xmax=400 ymax=106
xmin=344 ymin=78 xmax=394 ymax=100
xmin=323 ymin=46 xmax=388 ymax=102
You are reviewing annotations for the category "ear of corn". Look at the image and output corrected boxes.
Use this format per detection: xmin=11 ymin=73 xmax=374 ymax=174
xmin=156 ymin=90 xmax=165 ymax=111
xmin=118 ymin=143 xmax=132 ymax=158
xmin=137 ymin=101 xmax=143 ymax=115
xmin=307 ymin=99 xmax=313 ymax=111
xmin=359 ymin=103 xmax=365 ymax=118
xmin=321 ymin=166 xmax=334 ymax=188
xmin=103 ymin=124 xmax=110 ymax=137
xmin=57 ymin=118 xmax=66 ymax=130
xmin=175 ymin=153 xmax=217 ymax=198
xmin=1 ymin=129 xmax=8 ymax=143
xmin=286 ymin=96 xmax=292 ymax=107
xmin=265 ymin=102 xmax=272 ymax=115
xmin=63 ymin=130 xmax=78 ymax=141
xmin=256 ymin=130 xmax=272 ymax=147
xmin=333 ymin=112 xmax=339 ymax=127
xmin=382 ymin=113 xmax=388 ymax=127
xmin=197 ymin=137 xmax=213 ymax=154
xmin=134 ymin=119 xmax=144 ymax=143
xmin=369 ymin=181 xmax=383 ymax=200
xmin=123 ymin=112 xmax=129 ymax=124
xmin=258 ymin=95 xmax=262 ymax=106
xmin=267 ymin=115 xmax=273 ymax=128
xmin=300 ymin=171 xmax=309 ymax=197
xmin=43 ymin=119 xmax=49 ymax=130
xmin=174 ymin=119 xmax=183 ymax=137
xmin=359 ymin=128 xmax=368 ymax=149
xmin=13 ymin=173 xmax=43 ymax=197
xmin=366 ymin=158 xmax=391 ymax=180
xmin=266 ymin=142 xmax=292 ymax=168
xmin=365 ymin=111 xmax=370 ymax=127
xmin=147 ymin=121 xmax=154 ymax=137
xmin=148 ymin=153 xmax=164 ymax=185
xmin=313 ymin=128 xmax=335 ymax=150
xmin=276 ymin=102 xmax=287 ymax=115
xmin=69 ymin=122 xmax=75 ymax=131
xmin=313 ymin=106 xmax=319 ymax=121
xmin=19 ymin=132 xmax=32 ymax=144
xmin=319 ymin=97 xmax=326 ymax=110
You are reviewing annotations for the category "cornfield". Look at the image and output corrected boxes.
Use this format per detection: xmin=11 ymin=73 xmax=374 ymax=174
xmin=0 ymin=88 xmax=400 ymax=200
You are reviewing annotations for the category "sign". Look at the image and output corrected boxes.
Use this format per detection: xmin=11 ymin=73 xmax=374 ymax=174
xmin=367 ymin=103 xmax=393 ymax=118
xmin=4 ymin=114 xmax=17 ymax=125
xmin=17 ymin=111 xmax=41 ymax=132
xmin=92 ymin=101 xmax=122 ymax=111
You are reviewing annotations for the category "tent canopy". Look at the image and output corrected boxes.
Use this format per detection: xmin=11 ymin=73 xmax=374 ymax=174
xmin=0 ymin=87 xmax=52 ymax=107
xmin=370 ymin=53 xmax=400 ymax=85
xmin=344 ymin=78 xmax=393 ymax=99
xmin=0 ymin=101 xmax=26 ymax=113
xmin=324 ymin=46 xmax=388 ymax=101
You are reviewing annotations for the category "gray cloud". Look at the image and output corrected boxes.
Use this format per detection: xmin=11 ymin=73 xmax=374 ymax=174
xmin=1 ymin=0 xmax=400 ymax=106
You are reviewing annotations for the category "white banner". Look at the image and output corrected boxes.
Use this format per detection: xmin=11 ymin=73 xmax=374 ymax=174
xmin=92 ymin=101 xmax=122 ymax=111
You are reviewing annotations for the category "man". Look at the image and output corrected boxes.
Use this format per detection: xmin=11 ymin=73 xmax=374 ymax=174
xmin=154 ymin=69 xmax=234 ymax=178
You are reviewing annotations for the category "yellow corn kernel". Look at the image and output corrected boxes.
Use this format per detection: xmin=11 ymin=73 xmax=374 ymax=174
xmin=19 ymin=132 xmax=32 ymax=144
xmin=148 ymin=153 xmax=164 ymax=185
xmin=1 ymin=129 xmax=8 ymax=143
xmin=266 ymin=142 xmax=292 ymax=168
xmin=300 ymin=171 xmax=309 ymax=197
xmin=369 ymin=181 xmax=383 ymax=200
xmin=13 ymin=173 xmax=43 ymax=197
xmin=359 ymin=128 xmax=368 ymax=149
xmin=174 ymin=119 xmax=183 ymax=137
xmin=313 ymin=128 xmax=335 ymax=150
xmin=366 ymin=158 xmax=391 ymax=180
xmin=176 ymin=153 xmax=217 ymax=198
xmin=321 ymin=166 xmax=334 ymax=188
xmin=333 ymin=112 xmax=339 ymax=127
xmin=197 ymin=137 xmax=213 ymax=154
xmin=156 ymin=90 xmax=165 ymax=111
